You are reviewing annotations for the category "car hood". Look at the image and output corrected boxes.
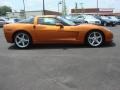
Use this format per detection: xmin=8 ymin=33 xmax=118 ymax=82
xmin=77 ymin=24 xmax=100 ymax=28
xmin=69 ymin=24 xmax=102 ymax=31
xmin=102 ymin=19 xmax=110 ymax=21
xmin=73 ymin=24 xmax=111 ymax=33
xmin=109 ymin=19 xmax=119 ymax=22
xmin=72 ymin=19 xmax=83 ymax=22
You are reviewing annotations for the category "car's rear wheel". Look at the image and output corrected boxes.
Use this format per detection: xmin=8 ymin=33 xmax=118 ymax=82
xmin=14 ymin=32 xmax=31 ymax=49
xmin=86 ymin=31 xmax=104 ymax=47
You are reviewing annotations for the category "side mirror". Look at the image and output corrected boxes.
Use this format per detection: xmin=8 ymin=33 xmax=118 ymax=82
xmin=56 ymin=23 xmax=64 ymax=28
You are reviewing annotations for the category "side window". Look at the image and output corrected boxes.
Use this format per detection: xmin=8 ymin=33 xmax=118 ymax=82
xmin=78 ymin=16 xmax=83 ymax=18
xmin=38 ymin=17 xmax=59 ymax=25
xmin=14 ymin=19 xmax=20 ymax=22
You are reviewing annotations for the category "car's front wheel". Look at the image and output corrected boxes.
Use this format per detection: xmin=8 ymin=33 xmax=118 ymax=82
xmin=86 ymin=31 xmax=104 ymax=47
xmin=14 ymin=32 xmax=32 ymax=49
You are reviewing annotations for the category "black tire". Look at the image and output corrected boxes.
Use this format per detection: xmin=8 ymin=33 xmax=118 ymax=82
xmin=86 ymin=31 xmax=104 ymax=47
xmin=112 ymin=24 xmax=115 ymax=27
xmin=85 ymin=21 xmax=88 ymax=24
xmin=14 ymin=32 xmax=32 ymax=49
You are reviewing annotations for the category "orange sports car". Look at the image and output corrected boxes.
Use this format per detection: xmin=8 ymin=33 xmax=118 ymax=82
xmin=3 ymin=15 xmax=113 ymax=49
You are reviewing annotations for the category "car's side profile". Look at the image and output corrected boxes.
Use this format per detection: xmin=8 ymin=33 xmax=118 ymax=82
xmin=116 ymin=16 xmax=120 ymax=24
xmin=0 ymin=18 xmax=7 ymax=27
xmin=3 ymin=15 xmax=113 ymax=49
xmin=76 ymin=15 xmax=101 ymax=25
xmin=94 ymin=16 xmax=116 ymax=26
xmin=108 ymin=16 xmax=119 ymax=25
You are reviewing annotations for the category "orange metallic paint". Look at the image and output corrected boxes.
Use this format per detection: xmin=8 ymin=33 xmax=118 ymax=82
xmin=3 ymin=15 xmax=113 ymax=45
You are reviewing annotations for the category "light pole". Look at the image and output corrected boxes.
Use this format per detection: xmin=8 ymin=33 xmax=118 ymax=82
xmin=23 ymin=0 xmax=26 ymax=18
xmin=58 ymin=1 xmax=62 ymax=12
xmin=97 ymin=0 xmax=99 ymax=15
xmin=43 ymin=0 xmax=45 ymax=15
xmin=62 ymin=0 xmax=67 ymax=16
xmin=97 ymin=0 xmax=98 ymax=9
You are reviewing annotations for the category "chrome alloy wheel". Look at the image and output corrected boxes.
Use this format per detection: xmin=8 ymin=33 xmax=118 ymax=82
xmin=88 ymin=31 xmax=103 ymax=47
xmin=15 ymin=32 xmax=30 ymax=48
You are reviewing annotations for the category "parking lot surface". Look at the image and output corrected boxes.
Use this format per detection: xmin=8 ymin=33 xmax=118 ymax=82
xmin=0 ymin=26 xmax=120 ymax=90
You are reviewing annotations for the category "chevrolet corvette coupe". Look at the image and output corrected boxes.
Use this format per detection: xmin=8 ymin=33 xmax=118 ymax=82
xmin=3 ymin=15 xmax=113 ymax=49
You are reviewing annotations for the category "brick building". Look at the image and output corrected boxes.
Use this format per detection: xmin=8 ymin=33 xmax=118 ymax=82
xmin=71 ymin=8 xmax=114 ymax=15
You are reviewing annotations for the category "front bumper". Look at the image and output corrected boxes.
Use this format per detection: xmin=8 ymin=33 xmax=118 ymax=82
xmin=105 ymin=31 xmax=113 ymax=43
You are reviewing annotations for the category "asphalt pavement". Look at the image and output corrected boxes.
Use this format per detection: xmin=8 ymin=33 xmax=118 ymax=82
xmin=0 ymin=26 xmax=120 ymax=90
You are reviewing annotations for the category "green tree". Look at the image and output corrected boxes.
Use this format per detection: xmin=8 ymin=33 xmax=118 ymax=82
xmin=0 ymin=6 xmax=12 ymax=16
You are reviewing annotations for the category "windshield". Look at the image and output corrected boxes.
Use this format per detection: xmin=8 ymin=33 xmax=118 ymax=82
xmin=57 ymin=16 xmax=76 ymax=26
xmin=101 ymin=16 xmax=109 ymax=19
xmin=117 ymin=16 xmax=120 ymax=19
xmin=65 ymin=15 xmax=73 ymax=20
xmin=84 ymin=15 xmax=95 ymax=19
xmin=109 ymin=16 xmax=118 ymax=20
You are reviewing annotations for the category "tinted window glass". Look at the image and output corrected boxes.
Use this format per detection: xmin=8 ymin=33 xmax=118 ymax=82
xmin=38 ymin=17 xmax=58 ymax=25
xmin=117 ymin=17 xmax=120 ymax=19
xmin=14 ymin=19 xmax=20 ymax=22
xmin=77 ymin=16 xmax=83 ymax=18
xmin=57 ymin=16 xmax=76 ymax=26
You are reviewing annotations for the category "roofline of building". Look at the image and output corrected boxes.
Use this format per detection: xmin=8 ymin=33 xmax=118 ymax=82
xmin=71 ymin=8 xmax=114 ymax=10
xmin=9 ymin=10 xmax=60 ymax=13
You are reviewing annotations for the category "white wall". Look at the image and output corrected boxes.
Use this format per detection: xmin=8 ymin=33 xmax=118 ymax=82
xmin=6 ymin=11 xmax=43 ymax=18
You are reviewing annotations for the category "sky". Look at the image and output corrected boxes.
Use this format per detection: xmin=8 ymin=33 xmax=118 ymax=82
xmin=0 ymin=0 xmax=120 ymax=12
